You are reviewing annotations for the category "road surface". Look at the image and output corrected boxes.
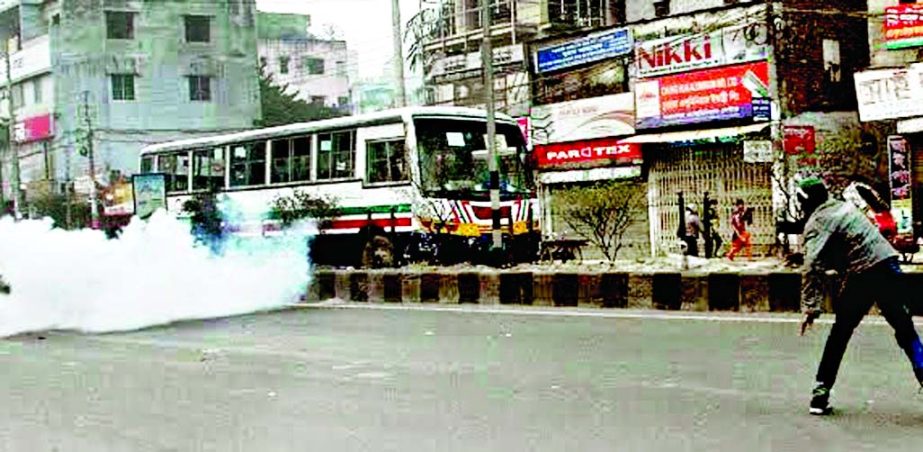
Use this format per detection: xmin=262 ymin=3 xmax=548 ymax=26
xmin=1 ymin=304 xmax=922 ymax=451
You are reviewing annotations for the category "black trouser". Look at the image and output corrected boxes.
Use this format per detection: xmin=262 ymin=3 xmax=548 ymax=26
xmin=683 ymin=236 xmax=698 ymax=257
xmin=815 ymin=257 xmax=923 ymax=388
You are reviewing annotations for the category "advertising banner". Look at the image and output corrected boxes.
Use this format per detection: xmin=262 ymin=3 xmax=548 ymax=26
xmin=635 ymin=22 xmax=769 ymax=78
xmin=426 ymin=45 xmax=524 ymax=82
xmin=132 ymin=173 xmax=167 ymax=220
xmin=889 ymin=136 xmax=913 ymax=234
xmin=855 ymin=65 xmax=923 ymax=122
xmin=536 ymin=27 xmax=633 ymax=73
xmin=885 ymin=5 xmax=923 ymax=50
xmin=14 ymin=114 xmax=53 ymax=143
xmin=535 ymin=138 xmax=641 ymax=169
xmin=531 ymin=93 xmax=635 ymax=144
xmin=634 ymin=61 xmax=770 ymax=130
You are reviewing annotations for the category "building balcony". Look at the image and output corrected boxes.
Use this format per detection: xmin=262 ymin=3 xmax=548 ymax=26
xmin=0 ymin=33 xmax=51 ymax=84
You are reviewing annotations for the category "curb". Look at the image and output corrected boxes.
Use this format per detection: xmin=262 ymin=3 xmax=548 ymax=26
xmin=306 ymin=269 xmax=830 ymax=313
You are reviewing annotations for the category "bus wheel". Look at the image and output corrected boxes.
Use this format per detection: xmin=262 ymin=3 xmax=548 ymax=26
xmin=363 ymin=235 xmax=394 ymax=269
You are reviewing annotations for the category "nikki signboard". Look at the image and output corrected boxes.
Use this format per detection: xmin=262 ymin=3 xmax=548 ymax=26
xmin=535 ymin=138 xmax=641 ymax=169
xmin=635 ymin=23 xmax=769 ymax=78
xmin=635 ymin=61 xmax=770 ymax=130
xmin=536 ymin=27 xmax=633 ymax=74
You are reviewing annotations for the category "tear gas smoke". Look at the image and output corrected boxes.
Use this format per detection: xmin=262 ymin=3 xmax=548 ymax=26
xmin=0 ymin=211 xmax=313 ymax=337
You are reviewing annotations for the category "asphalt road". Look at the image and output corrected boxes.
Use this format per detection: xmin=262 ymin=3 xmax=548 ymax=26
xmin=2 ymin=304 xmax=923 ymax=451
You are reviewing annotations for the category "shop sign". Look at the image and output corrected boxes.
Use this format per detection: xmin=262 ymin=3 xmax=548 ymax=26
xmin=516 ymin=117 xmax=531 ymax=148
xmin=535 ymin=138 xmax=641 ymax=169
xmin=14 ymin=113 xmax=53 ymax=143
xmin=888 ymin=135 xmax=914 ymax=234
xmin=885 ymin=5 xmax=923 ymax=50
xmin=536 ymin=27 xmax=632 ymax=73
xmin=426 ymin=45 xmax=524 ymax=81
xmin=635 ymin=22 xmax=769 ymax=78
xmin=855 ymin=65 xmax=923 ymax=122
xmin=743 ymin=140 xmax=773 ymax=163
xmin=538 ymin=165 xmax=641 ymax=184
xmin=104 ymin=180 xmax=135 ymax=216
xmin=132 ymin=173 xmax=167 ymax=219
xmin=531 ymin=93 xmax=635 ymax=144
xmin=782 ymin=126 xmax=816 ymax=155
xmin=635 ymin=61 xmax=770 ymax=130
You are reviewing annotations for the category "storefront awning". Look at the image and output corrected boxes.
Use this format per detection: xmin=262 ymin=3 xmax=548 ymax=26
xmin=618 ymin=124 xmax=770 ymax=144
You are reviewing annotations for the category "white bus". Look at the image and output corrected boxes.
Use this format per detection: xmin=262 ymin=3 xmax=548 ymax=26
xmin=138 ymin=106 xmax=540 ymax=266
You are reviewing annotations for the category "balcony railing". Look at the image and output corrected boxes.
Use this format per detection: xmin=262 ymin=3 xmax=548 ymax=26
xmin=422 ymin=0 xmax=514 ymax=44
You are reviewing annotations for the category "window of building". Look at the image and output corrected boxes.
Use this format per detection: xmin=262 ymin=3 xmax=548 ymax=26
xmin=230 ymin=142 xmax=267 ymax=187
xmin=159 ymin=152 xmax=190 ymax=193
xmin=311 ymin=95 xmax=326 ymax=105
xmin=337 ymin=96 xmax=350 ymax=107
xmin=184 ymin=15 xmax=211 ymax=43
xmin=270 ymin=136 xmax=312 ymax=184
xmin=11 ymin=84 xmax=22 ymax=108
xmin=33 ymin=78 xmax=43 ymax=104
xmin=548 ymin=0 xmax=606 ymax=27
xmin=188 ymin=75 xmax=212 ymax=101
xmin=279 ymin=56 xmax=290 ymax=74
xmin=366 ymin=139 xmax=407 ymax=184
xmin=106 ymin=11 xmax=134 ymax=40
xmin=192 ymin=147 xmax=226 ymax=191
xmin=305 ymin=57 xmax=325 ymax=75
xmin=654 ymin=1 xmax=670 ymax=18
xmin=823 ymin=39 xmax=842 ymax=84
xmin=317 ymin=130 xmax=355 ymax=180
xmin=111 ymin=74 xmax=135 ymax=101
xmin=336 ymin=61 xmax=347 ymax=77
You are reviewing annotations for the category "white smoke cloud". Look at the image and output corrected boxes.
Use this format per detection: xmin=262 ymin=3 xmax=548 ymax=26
xmin=0 ymin=211 xmax=313 ymax=337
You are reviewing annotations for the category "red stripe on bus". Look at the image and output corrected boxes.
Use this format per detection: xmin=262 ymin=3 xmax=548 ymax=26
xmin=325 ymin=218 xmax=413 ymax=230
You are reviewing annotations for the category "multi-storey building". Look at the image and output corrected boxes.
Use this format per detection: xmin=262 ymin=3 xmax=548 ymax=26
xmin=257 ymin=12 xmax=352 ymax=112
xmin=0 ymin=0 xmax=262 ymax=205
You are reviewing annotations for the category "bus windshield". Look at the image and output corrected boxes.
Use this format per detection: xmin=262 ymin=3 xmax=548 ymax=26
xmin=415 ymin=118 xmax=532 ymax=198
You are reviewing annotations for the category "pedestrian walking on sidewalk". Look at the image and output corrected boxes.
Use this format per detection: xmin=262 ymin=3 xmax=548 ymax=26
xmin=797 ymin=177 xmax=923 ymax=415
xmin=683 ymin=204 xmax=703 ymax=257
xmin=727 ymin=199 xmax=752 ymax=260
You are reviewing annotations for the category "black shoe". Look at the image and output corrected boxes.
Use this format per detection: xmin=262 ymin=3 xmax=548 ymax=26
xmin=810 ymin=384 xmax=833 ymax=416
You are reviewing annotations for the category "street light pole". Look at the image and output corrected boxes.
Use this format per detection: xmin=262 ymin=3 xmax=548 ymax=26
xmin=82 ymin=91 xmax=100 ymax=229
xmin=4 ymin=39 xmax=23 ymax=218
xmin=391 ymin=0 xmax=407 ymax=107
xmin=482 ymin=0 xmax=502 ymax=252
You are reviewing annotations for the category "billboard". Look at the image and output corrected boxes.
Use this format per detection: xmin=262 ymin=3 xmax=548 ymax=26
xmin=634 ymin=61 xmax=770 ymax=130
xmin=132 ymin=173 xmax=167 ymax=220
xmin=536 ymin=27 xmax=632 ymax=73
xmin=885 ymin=5 xmax=923 ymax=50
xmin=888 ymin=135 xmax=913 ymax=235
xmin=531 ymin=93 xmax=635 ymax=144
xmin=635 ymin=23 xmax=769 ymax=78
xmin=854 ymin=65 xmax=923 ymax=122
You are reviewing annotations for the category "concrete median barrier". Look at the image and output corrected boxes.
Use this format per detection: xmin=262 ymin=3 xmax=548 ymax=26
xmin=305 ymin=268 xmax=917 ymax=318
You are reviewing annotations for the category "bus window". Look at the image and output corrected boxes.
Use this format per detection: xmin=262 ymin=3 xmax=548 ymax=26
xmin=291 ymin=136 xmax=311 ymax=182
xmin=192 ymin=147 xmax=226 ymax=191
xmin=230 ymin=141 xmax=267 ymax=187
xmin=317 ymin=130 xmax=355 ymax=180
xmin=270 ymin=138 xmax=292 ymax=184
xmin=160 ymin=152 xmax=190 ymax=193
xmin=366 ymin=139 xmax=406 ymax=184
xmin=140 ymin=156 xmax=154 ymax=173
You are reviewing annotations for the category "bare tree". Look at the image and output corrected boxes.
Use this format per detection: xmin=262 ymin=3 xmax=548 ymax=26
xmin=554 ymin=181 xmax=645 ymax=261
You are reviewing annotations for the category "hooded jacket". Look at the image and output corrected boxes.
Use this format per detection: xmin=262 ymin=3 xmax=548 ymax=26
xmin=801 ymin=199 xmax=898 ymax=314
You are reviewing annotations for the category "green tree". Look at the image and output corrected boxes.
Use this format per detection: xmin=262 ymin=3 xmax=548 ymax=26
xmin=255 ymin=62 xmax=348 ymax=128
xmin=554 ymin=181 xmax=645 ymax=261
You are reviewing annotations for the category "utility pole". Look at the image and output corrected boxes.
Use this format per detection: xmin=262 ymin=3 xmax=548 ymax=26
xmin=391 ymin=0 xmax=407 ymax=107
xmin=482 ymin=0 xmax=502 ymax=253
xmin=81 ymin=91 xmax=100 ymax=229
xmin=4 ymin=38 xmax=22 ymax=218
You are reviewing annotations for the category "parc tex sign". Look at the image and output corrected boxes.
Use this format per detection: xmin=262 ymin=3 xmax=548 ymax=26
xmin=634 ymin=61 xmax=771 ymax=129
xmin=535 ymin=27 xmax=633 ymax=73
xmin=884 ymin=5 xmax=923 ymax=50
xmin=535 ymin=138 xmax=640 ymax=169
